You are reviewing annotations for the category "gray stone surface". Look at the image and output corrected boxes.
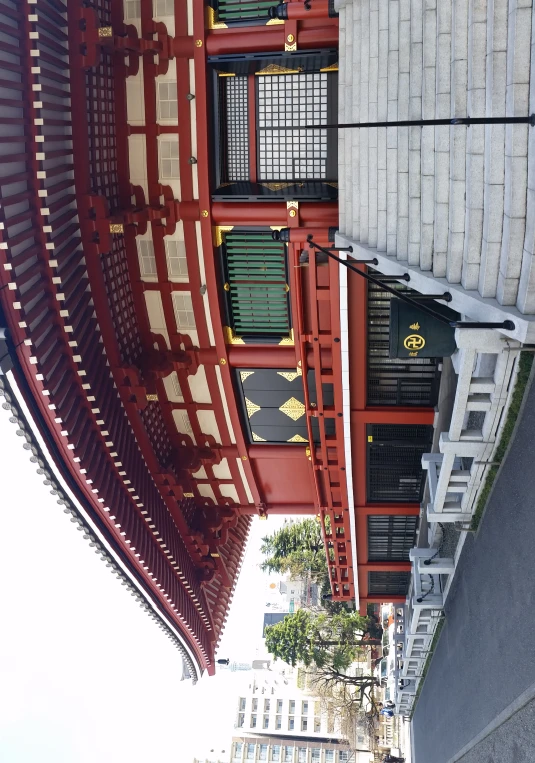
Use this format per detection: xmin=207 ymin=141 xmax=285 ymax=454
xmin=455 ymin=698 xmax=535 ymax=763
xmin=339 ymin=0 xmax=535 ymax=315
xmin=411 ymin=373 xmax=535 ymax=763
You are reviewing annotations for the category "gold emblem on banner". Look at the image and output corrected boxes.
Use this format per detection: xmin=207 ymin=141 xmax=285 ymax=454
xmin=403 ymin=334 xmax=426 ymax=351
xmin=409 ymin=322 xmax=421 ymax=331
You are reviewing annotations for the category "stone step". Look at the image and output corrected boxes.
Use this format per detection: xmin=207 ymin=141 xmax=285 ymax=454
xmin=338 ymin=0 xmax=534 ymax=314
xmin=338 ymin=5 xmax=347 ymax=236
xmin=462 ymin=0 xmax=487 ymax=291
xmin=497 ymin=0 xmax=532 ymax=305
xmin=358 ymin=0 xmax=370 ymax=243
xmin=517 ymin=0 xmax=535 ymax=311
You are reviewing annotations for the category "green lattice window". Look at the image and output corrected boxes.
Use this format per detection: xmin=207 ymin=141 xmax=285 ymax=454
xmin=215 ymin=0 xmax=274 ymax=24
xmin=223 ymin=230 xmax=291 ymax=342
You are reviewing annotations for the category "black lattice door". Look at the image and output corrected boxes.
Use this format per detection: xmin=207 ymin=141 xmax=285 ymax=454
xmin=366 ymin=424 xmax=433 ymax=503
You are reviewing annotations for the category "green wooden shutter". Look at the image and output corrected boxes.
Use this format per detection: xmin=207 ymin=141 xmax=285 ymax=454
xmin=224 ymin=230 xmax=290 ymax=338
xmin=216 ymin=0 xmax=274 ymax=24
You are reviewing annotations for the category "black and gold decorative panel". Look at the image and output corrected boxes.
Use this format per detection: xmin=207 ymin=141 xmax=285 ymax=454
xmin=236 ymin=369 xmax=309 ymax=444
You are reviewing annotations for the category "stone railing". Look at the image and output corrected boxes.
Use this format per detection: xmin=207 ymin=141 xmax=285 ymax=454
xmin=423 ymin=329 xmax=520 ymax=540
xmin=394 ymin=551 xmax=446 ymax=714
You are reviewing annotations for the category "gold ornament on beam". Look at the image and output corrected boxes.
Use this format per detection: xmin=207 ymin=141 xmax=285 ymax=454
xmin=279 ymin=329 xmax=295 ymax=346
xmin=277 ymin=371 xmax=301 ymax=383
xmin=98 ymin=26 xmax=113 ymax=37
xmin=288 ymin=433 xmax=309 ymax=443
xmin=256 ymin=64 xmax=303 ymax=76
xmin=260 ymin=182 xmax=295 ymax=192
xmin=279 ymin=397 xmax=305 ymax=421
xmin=206 ymin=6 xmax=228 ymax=29
xmin=285 ymin=33 xmax=297 ymax=52
xmin=213 ymin=225 xmax=234 ymax=248
xmin=320 ymin=62 xmax=339 ymax=72
xmin=223 ymin=326 xmax=245 ymax=345
xmin=245 ymin=397 xmax=261 ymax=418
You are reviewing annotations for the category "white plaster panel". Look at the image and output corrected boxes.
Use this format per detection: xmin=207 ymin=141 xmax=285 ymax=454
xmin=162 ymin=372 xmax=184 ymax=403
xmin=157 ymin=135 xmax=181 ymax=201
xmin=212 ymin=458 xmax=232 ymax=480
xmin=196 ymin=410 xmax=221 ymax=444
xmin=195 ymin=220 xmax=216 ymax=346
xmin=172 ymin=409 xmax=197 ymax=445
xmin=219 ymin=484 xmax=240 ymax=503
xmin=187 ymin=365 xmax=212 ymax=404
xmin=236 ymin=457 xmax=254 ymax=504
xmin=144 ymin=291 xmax=170 ymax=347
xmin=153 ymin=0 xmax=175 ymax=34
xmin=128 ymin=135 xmax=149 ymax=199
xmin=198 ymin=484 xmax=217 ymax=503
xmin=215 ymin=365 xmax=236 ymax=443
xmin=126 ymin=68 xmax=145 ymax=125
xmin=192 ymin=465 xmax=208 ymax=479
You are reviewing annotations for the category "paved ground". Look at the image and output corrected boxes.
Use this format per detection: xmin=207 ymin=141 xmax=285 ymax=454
xmin=456 ymin=698 xmax=535 ymax=763
xmin=411 ymin=373 xmax=535 ymax=763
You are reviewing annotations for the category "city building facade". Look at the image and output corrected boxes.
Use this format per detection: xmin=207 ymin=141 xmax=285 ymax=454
xmin=231 ymin=736 xmax=352 ymax=763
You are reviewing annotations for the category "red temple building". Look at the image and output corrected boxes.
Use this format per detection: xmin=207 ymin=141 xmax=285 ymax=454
xmin=0 ymin=0 xmax=439 ymax=680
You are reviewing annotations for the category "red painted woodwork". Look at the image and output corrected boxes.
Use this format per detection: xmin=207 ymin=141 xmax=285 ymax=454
xmin=205 ymin=23 xmax=338 ymax=55
xmin=1 ymin=0 xmax=437 ymax=637
xmin=282 ymin=0 xmax=334 ymax=19
xmin=251 ymin=457 xmax=316 ymax=507
xmin=211 ymin=202 xmax=338 ymax=226
xmin=227 ymin=346 xmax=297 ymax=368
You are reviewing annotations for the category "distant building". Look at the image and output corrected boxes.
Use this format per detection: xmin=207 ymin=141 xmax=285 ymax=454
xmin=263 ymin=613 xmax=288 ymax=635
xmin=230 ymin=736 xmax=351 ymax=763
xmin=234 ymin=668 xmax=345 ymax=740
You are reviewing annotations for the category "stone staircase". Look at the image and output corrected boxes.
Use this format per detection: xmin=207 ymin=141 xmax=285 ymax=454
xmin=337 ymin=0 xmax=535 ymax=314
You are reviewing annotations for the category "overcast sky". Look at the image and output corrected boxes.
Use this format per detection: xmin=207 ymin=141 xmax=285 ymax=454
xmin=0 ymin=395 xmax=286 ymax=763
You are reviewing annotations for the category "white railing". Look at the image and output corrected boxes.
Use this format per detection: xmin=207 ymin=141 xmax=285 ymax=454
xmin=424 ymin=329 xmax=520 ymax=532
xmin=394 ymin=329 xmax=521 ymax=715
xmin=393 ymin=551 xmax=447 ymax=714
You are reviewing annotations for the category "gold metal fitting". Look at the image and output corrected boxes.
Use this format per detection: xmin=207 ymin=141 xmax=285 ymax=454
xmin=219 ymin=358 xmax=227 ymax=365
xmin=195 ymin=39 xmax=203 ymax=47
xmin=289 ymin=209 xmax=297 ymax=218
xmin=201 ymin=209 xmax=209 ymax=217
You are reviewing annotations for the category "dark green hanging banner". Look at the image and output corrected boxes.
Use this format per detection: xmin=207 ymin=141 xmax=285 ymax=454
xmin=389 ymin=298 xmax=459 ymax=359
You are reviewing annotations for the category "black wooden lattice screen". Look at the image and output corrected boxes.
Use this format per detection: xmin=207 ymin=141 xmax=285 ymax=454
xmin=366 ymin=424 xmax=433 ymax=504
xmin=367 ymin=515 xmax=418 ymax=561
xmin=367 ymin=280 xmax=441 ymax=407
xmin=368 ymin=571 xmax=411 ymax=597
xmin=224 ymin=77 xmax=250 ymax=181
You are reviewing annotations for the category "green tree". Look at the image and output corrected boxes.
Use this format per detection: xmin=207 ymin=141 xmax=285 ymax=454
xmin=264 ymin=609 xmax=381 ymax=670
xmin=260 ymin=519 xmax=328 ymax=580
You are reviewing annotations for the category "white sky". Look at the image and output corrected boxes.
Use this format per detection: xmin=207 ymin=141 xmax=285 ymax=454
xmin=0 ymin=397 xmax=286 ymax=763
